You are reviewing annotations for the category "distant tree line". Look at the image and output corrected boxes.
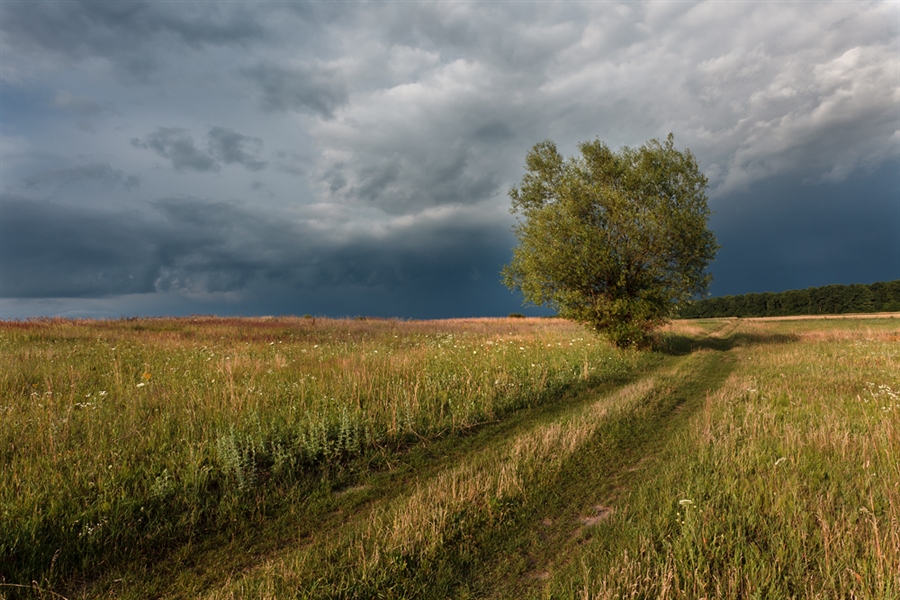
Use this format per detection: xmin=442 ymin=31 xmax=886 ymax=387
xmin=679 ymin=280 xmax=900 ymax=319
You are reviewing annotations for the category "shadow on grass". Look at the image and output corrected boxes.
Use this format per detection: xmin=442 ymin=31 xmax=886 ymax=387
xmin=655 ymin=332 xmax=799 ymax=356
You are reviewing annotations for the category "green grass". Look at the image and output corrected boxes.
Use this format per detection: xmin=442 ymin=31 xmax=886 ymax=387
xmin=540 ymin=318 xmax=900 ymax=599
xmin=0 ymin=316 xmax=642 ymax=597
xmin=1 ymin=315 xmax=897 ymax=598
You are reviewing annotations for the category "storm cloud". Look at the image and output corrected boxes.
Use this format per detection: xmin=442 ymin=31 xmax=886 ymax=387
xmin=1 ymin=195 xmax=515 ymax=317
xmin=207 ymin=127 xmax=268 ymax=172
xmin=1 ymin=0 xmax=267 ymax=79
xmin=243 ymin=63 xmax=349 ymax=118
xmin=131 ymin=127 xmax=268 ymax=173
xmin=132 ymin=128 xmax=220 ymax=173
xmin=1 ymin=1 xmax=897 ymax=319
xmin=21 ymin=163 xmax=139 ymax=191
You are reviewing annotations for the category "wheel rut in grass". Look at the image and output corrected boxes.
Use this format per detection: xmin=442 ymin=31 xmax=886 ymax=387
xmin=471 ymin=348 xmax=736 ymax=599
xmin=82 ymin=339 xmax=734 ymax=599
xmin=85 ymin=363 xmax=661 ymax=599
xmin=236 ymin=350 xmax=730 ymax=598
xmin=159 ymin=350 xmax=734 ymax=599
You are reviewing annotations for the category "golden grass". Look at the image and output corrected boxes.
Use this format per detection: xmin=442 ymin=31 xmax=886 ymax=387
xmin=6 ymin=315 xmax=896 ymax=598
xmin=200 ymin=376 xmax=664 ymax=599
xmin=559 ymin=317 xmax=900 ymax=599
xmin=0 ymin=316 xmax=639 ymax=594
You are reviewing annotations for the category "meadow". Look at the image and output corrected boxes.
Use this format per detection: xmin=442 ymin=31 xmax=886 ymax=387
xmin=0 ymin=315 xmax=897 ymax=598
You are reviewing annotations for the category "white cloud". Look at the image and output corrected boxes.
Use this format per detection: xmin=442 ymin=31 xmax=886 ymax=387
xmin=300 ymin=1 xmax=899 ymax=210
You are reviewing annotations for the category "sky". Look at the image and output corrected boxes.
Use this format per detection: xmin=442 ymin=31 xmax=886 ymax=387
xmin=1 ymin=0 xmax=898 ymax=320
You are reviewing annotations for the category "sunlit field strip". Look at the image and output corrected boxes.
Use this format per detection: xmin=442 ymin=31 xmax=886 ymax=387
xmin=0 ymin=317 xmax=640 ymax=590
xmin=546 ymin=318 xmax=900 ymax=598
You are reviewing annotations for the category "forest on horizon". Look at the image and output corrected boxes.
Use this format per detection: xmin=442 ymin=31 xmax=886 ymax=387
xmin=680 ymin=280 xmax=900 ymax=319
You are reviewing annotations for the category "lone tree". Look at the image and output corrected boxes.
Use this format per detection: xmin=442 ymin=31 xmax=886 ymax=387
xmin=502 ymin=134 xmax=719 ymax=347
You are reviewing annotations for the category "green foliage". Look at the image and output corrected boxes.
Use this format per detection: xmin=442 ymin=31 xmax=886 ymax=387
xmin=680 ymin=279 xmax=900 ymax=318
xmin=503 ymin=134 xmax=718 ymax=347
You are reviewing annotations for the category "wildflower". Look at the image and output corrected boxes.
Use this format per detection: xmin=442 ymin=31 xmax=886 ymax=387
xmin=142 ymin=372 xmax=152 ymax=381
xmin=679 ymin=499 xmax=694 ymax=507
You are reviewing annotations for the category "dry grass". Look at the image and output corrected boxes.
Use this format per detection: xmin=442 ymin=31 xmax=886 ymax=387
xmin=5 ymin=315 xmax=896 ymax=598
xmin=200 ymin=376 xmax=662 ymax=598
xmin=0 ymin=316 xmax=638 ymax=593
xmin=548 ymin=317 xmax=900 ymax=599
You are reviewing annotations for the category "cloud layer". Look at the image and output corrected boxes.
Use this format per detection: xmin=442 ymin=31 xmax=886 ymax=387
xmin=2 ymin=1 xmax=898 ymax=318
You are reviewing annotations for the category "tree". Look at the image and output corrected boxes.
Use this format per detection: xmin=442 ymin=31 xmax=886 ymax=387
xmin=502 ymin=134 xmax=719 ymax=347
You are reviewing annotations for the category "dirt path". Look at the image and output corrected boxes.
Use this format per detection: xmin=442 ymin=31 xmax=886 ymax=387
xmin=81 ymin=330 xmax=739 ymax=599
xmin=474 ymin=348 xmax=735 ymax=598
xmin=221 ymin=346 xmax=734 ymax=598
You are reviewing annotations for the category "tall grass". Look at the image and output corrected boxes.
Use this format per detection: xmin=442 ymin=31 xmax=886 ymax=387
xmin=545 ymin=318 xmax=900 ymax=599
xmin=200 ymin=375 xmax=667 ymax=598
xmin=7 ymin=316 xmax=894 ymax=598
xmin=0 ymin=316 xmax=638 ymax=591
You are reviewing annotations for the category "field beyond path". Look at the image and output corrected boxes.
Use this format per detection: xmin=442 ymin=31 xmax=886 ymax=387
xmin=1 ymin=316 xmax=897 ymax=598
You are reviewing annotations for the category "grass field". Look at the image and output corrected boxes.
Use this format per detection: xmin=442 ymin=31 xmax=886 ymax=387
xmin=1 ymin=315 xmax=897 ymax=598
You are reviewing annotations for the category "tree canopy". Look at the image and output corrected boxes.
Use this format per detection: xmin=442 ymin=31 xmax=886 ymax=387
xmin=678 ymin=280 xmax=900 ymax=318
xmin=502 ymin=134 xmax=719 ymax=347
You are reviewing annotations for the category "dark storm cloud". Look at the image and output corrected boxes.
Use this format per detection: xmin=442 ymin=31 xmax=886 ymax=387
xmin=207 ymin=127 xmax=267 ymax=172
xmin=146 ymin=198 xmax=294 ymax=294
xmin=132 ymin=128 xmax=219 ymax=173
xmin=321 ymin=147 xmax=502 ymax=215
xmin=314 ymin=90 xmax=519 ymax=214
xmin=21 ymin=163 xmax=139 ymax=190
xmin=709 ymin=161 xmax=900 ymax=296
xmin=1 ymin=196 xmax=160 ymax=298
xmin=242 ymin=63 xmax=348 ymax=118
xmin=1 ymin=195 xmax=517 ymax=313
xmin=2 ymin=1 xmax=897 ymax=320
xmin=0 ymin=195 xmax=301 ymax=298
xmin=131 ymin=127 xmax=268 ymax=173
xmin=1 ymin=0 xmax=265 ymax=77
